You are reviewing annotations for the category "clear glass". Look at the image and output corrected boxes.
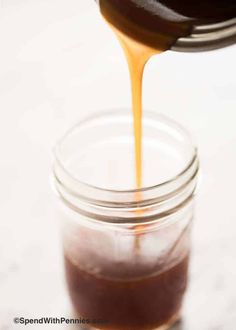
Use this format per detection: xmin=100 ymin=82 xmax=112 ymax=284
xmin=53 ymin=110 xmax=199 ymax=330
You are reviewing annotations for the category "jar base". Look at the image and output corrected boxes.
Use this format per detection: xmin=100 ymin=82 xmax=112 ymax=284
xmin=70 ymin=310 xmax=181 ymax=330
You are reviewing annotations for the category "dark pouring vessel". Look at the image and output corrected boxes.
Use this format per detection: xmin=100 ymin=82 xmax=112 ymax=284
xmin=96 ymin=0 xmax=236 ymax=51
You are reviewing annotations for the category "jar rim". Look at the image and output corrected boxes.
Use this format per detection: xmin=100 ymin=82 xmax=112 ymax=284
xmin=53 ymin=110 xmax=199 ymax=213
xmin=54 ymin=109 xmax=197 ymax=191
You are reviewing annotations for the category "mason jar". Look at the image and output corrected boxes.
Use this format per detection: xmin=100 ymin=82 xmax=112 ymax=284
xmin=53 ymin=110 xmax=199 ymax=330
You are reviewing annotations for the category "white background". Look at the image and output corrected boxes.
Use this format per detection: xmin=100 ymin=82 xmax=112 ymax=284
xmin=0 ymin=1 xmax=236 ymax=329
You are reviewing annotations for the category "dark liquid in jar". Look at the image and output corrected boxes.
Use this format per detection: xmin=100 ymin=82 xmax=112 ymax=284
xmin=65 ymin=254 xmax=189 ymax=330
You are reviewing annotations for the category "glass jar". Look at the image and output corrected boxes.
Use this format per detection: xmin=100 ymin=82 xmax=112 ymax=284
xmin=53 ymin=110 xmax=199 ymax=330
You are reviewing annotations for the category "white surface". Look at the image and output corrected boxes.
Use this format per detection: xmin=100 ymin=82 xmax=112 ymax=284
xmin=0 ymin=1 xmax=236 ymax=329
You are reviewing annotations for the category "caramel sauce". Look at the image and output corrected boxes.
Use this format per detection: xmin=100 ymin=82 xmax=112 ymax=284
xmin=100 ymin=0 xmax=236 ymax=190
xmin=65 ymin=254 xmax=189 ymax=330
xmin=99 ymin=0 xmax=236 ymax=245
xmin=64 ymin=2 xmax=236 ymax=329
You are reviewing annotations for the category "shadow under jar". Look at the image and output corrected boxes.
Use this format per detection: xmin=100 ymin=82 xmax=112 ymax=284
xmin=53 ymin=110 xmax=199 ymax=330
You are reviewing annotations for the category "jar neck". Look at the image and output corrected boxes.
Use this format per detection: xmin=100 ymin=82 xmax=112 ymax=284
xmin=53 ymin=153 xmax=199 ymax=224
xmin=53 ymin=111 xmax=199 ymax=225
